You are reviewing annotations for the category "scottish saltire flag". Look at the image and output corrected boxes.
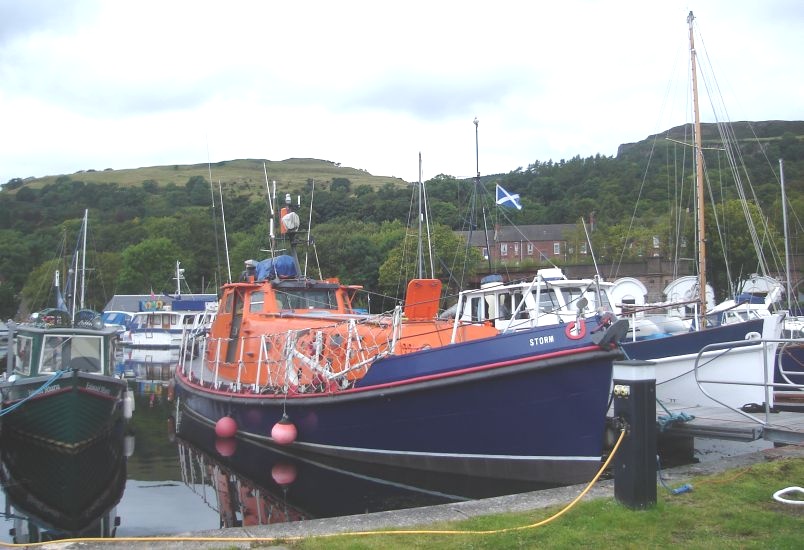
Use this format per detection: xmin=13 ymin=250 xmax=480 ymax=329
xmin=495 ymin=184 xmax=523 ymax=210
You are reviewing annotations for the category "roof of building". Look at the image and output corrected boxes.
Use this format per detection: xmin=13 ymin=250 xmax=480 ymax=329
xmin=456 ymin=224 xmax=576 ymax=246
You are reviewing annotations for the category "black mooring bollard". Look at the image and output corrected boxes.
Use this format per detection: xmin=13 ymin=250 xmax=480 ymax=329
xmin=613 ymin=359 xmax=657 ymax=510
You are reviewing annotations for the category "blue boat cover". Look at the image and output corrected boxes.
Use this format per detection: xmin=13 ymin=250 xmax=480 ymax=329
xmin=256 ymin=255 xmax=297 ymax=281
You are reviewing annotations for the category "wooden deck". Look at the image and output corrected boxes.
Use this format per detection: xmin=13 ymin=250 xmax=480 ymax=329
xmin=657 ymin=400 xmax=804 ymax=444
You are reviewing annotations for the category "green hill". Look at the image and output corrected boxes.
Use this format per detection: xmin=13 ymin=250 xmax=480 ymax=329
xmin=12 ymin=157 xmax=408 ymax=194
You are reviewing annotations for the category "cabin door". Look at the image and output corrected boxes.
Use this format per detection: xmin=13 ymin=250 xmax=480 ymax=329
xmin=225 ymin=290 xmax=245 ymax=363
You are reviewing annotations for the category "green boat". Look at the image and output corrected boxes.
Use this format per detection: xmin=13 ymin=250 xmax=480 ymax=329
xmin=1 ymin=308 xmax=133 ymax=450
xmin=0 ymin=419 xmax=128 ymax=542
xmin=1 ymin=210 xmax=134 ymax=449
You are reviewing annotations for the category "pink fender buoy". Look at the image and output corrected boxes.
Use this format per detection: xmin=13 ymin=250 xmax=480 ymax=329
xmin=215 ymin=437 xmax=237 ymax=457
xmin=215 ymin=416 xmax=237 ymax=438
xmin=271 ymin=414 xmax=297 ymax=445
xmin=271 ymin=462 xmax=298 ymax=486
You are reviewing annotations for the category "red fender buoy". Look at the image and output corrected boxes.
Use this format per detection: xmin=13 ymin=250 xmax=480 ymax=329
xmin=271 ymin=414 xmax=297 ymax=445
xmin=565 ymin=319 xmax=587 ymax=340
xmin=271 ymin=462 xmax=298 ymax=486
xmin=215 ymin=416 xmax=238 ymax=438
xmin=215 ymin=437 xmax=237 ymax=457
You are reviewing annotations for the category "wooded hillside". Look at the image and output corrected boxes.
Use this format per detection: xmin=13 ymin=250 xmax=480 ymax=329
xmin=1 ymin=121 xmax=802 ymax=319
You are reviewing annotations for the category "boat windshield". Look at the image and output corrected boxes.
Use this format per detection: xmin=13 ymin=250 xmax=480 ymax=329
xmin=39 ymin=334 xmax=104 ymax=374
xmin=12 ymin=335 xmax=34 ymax=375
xmin=560 ymin=286 xmax=613 ymax=312
xmin=275 ymin=289 xmax=338 ymax=310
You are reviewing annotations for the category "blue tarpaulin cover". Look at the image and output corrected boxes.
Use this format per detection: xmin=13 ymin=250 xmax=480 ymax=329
xmin=256 ymin=255 xmax=297 ymax=281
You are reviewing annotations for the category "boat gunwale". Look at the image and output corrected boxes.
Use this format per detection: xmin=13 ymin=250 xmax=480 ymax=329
xmin=176 ymin=345 xmax=621 ymax=406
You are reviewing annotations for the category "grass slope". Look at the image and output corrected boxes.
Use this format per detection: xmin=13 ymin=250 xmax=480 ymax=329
xmin=24 ymin=158 xmax=409 ymax=192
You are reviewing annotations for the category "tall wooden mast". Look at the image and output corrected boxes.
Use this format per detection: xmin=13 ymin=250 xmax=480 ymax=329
xmin=688 ymin=11 xmax=707 ymax=323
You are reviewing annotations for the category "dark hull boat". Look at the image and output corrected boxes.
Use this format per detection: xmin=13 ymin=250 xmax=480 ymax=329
xmin=174 ymin=270 xmax=627 ymax=484
xmin=173 ymin=409 xmax=559 ymax=528
xmin=0 ymin=422 xmax=127 ymax=543
xmin=1 ymin=210 xmax=134 ymax=449
xmin=174 ymin=180 xmax=626 ymax=485
xmin=1 ymin=318 xmax=132 ymax=450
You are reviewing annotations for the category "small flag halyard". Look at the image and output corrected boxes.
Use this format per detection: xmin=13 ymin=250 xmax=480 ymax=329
xmin=495 ymin=184 xmax=523 ymax=210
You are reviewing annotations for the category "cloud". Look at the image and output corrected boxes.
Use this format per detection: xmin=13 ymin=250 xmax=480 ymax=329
xmin=0 ymin=0 xmax=802 ymax=185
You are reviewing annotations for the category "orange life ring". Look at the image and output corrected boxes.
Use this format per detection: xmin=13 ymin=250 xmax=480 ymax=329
xmin=565 ymin=319 xmax=587 ymax=340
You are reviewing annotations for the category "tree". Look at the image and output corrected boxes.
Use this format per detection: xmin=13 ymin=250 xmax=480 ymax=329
xmin=378 ymin=223 xmax=480 ymax=305
xmin=706 ymin=200 xmax=784 ymax=300
xmin=117 ymin=238 xmax=183 ymax=294
xmin=0 ymin=283 xmax=16 ymax=319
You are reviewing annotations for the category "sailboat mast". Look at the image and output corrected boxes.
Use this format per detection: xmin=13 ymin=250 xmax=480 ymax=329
xmin=780 ymin=158 xmax=793 ymax=310
xmin=689 ymin=11 xmax=707 ymax=322
xmin=474 ymin=117 xmax=493 ymax=271
xmin=79 ymin=209 xmax=88 ymax=311
xmin=417 ymin=152 xmax=424 ymax=279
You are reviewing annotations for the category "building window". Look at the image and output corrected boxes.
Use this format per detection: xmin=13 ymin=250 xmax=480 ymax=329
xmin=482 ymin=247 xmax=488 ymax=260
xmin=513 ymin=243 xmax=519 ymax=255
xmin=553 ymin=242 xmax=560 ymax=255
xmin=653 ymin=236 xmax=660 ymax=249
xmin=500 ymin=243 xmax=508 ymax=256
xmin=527 ymin=243 xmax=534 ymax=255
xmin=580 ymin=242 xmax=588 ymax=255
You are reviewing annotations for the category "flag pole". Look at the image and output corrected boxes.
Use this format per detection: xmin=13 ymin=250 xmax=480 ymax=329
xmin=474 ymin=117 xmax=493 ymax=271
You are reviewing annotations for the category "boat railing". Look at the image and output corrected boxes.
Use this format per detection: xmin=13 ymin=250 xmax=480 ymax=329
xmin=179 ymin=318 xmax=398 ymax=394
xmin=693 ymin=336 xmax=804 ymax=426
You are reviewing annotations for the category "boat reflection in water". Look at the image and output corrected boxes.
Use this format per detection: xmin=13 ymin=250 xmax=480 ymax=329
xmin=174 ymin=409 xmax=557 ymax=528
xmin=0 ymin=420 xmax=129 ymax=543
xmin=118 ymin=346 xmax=181 ymax=381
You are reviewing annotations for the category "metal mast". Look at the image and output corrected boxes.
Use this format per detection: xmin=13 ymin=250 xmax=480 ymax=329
xmin=780 ymin=159 xmax=793 ymax=310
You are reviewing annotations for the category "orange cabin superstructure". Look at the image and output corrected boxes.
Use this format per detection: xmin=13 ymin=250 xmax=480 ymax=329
xmin=202 ymin=277 xmax=498 ymax=388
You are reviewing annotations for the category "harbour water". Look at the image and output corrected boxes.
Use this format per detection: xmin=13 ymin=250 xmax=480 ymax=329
xmin=0 ymin=378 xmax=775 ymax=542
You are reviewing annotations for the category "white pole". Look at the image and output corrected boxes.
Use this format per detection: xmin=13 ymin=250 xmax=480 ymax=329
xmin=219 ymin=181 xmax=232 ymax=283
xmin=780 ymin=159 xmax=793 ymax=310
xmin=80 ymin=209 xmax=88 ymax=310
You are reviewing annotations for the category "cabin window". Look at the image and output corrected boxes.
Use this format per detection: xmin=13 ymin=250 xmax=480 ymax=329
xmin=564 ymin=287 xmax=586 ymax=311
xmin=513 ymin=291 xmax=528 ymax=319
xmin=574 ymin=288 xmax=613 ymax=311
xmin=533 ymin=288 xmax=559 ymax=313
xmin=250 ymin=291 xmax=265 ymax=312
xmin=281 ymin=289 xmax=337 ymax=310
xmin=39 ymin=335 xmax=103 ymax=373
xmin=468 ymin=296 xmax=483 ymax=322
xmin=497 ymin=293 xmax=512 ymax=319
xmin=13 ymin=335 xmax=34 ymax=376
xmin=223 ymin=293 xmax=234 ymax=314
xmin=40 ymin=335 xmax=67 ymax=372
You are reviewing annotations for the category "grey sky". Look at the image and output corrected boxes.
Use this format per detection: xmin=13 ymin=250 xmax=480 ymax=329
xmin=1 ymin=0 xmax=802 ymax=185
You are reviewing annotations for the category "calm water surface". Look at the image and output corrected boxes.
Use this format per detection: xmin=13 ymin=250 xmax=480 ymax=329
xmin=0 ymin=375 xmax=774 ymax=543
